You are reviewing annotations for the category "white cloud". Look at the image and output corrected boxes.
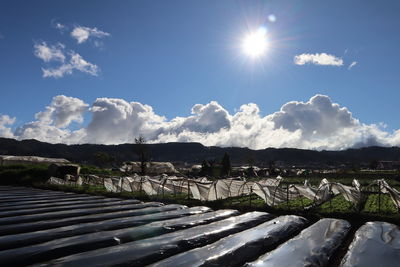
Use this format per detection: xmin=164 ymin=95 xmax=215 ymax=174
xmin=348 ymin=61 xmax=357 ymax=70
xmin=69 ymin=52 xmax=99 ymax=75
xmin=71 ymin=25 xmax=110 ymax=44
xmin=294 ymin=53 xmax=343 ymax=66
xmin=34 ymin=42 xmax=65 ymax=62
xmin=270 ymin=94 xmax=357 ymax=138
xmin=0 ymin=115 xmax=15 ymax=138
xmin=7 ymin=94 xmax=400 ymax=150
xmin=40 ymin=50 xmax=99 ymax=78
xmin=84 ymin=98 xmax=166 ymax=144
xmin=51 ymin=19 xmax=68 ymax=33
xmin=14 ymin=96 xmax=88 ymax=144
xmin=0 ymin=33 xmax=4 ymax=39
xmin=172 ymin=101 xmax=231 ymax=134
xmin=34 ymin=42 xmax=100 ymax=78
xmin=35 ymin=95 xmax=89 ymax=128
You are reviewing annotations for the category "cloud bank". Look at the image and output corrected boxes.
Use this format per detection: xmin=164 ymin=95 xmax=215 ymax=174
xmin=0 ymin=115 xmax=15 ymax=138
xmin=2 ymin=94 xmax=400 ymax=150
xmin=294 ymin=53 xmax=343 ymax=66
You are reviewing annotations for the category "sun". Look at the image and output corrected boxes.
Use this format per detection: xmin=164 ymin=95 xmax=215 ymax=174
xmin=242 ymin=27 xmax=268 ymax=58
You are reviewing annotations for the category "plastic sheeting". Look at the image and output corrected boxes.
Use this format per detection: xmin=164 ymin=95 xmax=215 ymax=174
xmin=0 ymin=203 xmax=183 ymax=236
xmin=340 ymin=221 xmax=400 ymax=267
xmin=0 ymin=206 xmax=210 ymax=250
xmin=47 ymin=175 xmax=364 ymax=207
xmin=46 ymin=177 xmax=79 ymax=187
xmin=0 ymin=190 xmax=69 ymax=197
xmin=0 ymin=192 xmax=78 ymax=202
xmin=0 ymin=195 xmax=104 ymax=208
xmin=152 ymin=215 xmax=307 ymax=267
xmin=374 ymin=179 xmax=400 ymax=210
xmin=0 ymin=200 xmax=149 ymax=226
xmin=330 ymin=181 xmax=361 ymax=204
xmin=0 ymin=194 xmax=95 ymax=205
xmin=246 ymin=218 xmax=351 ymax=267
xmin=44 ymin=211 xmax=273 ymax=266
xmin=0 ymin=209 xmax=239 ymax=265
xmin=0 ymin=197 xmax=122 ymax=212
xmin=0 ymin=198 xmax=139 ymax=218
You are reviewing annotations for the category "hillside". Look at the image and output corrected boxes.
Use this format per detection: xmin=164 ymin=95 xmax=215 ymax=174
xmin=1 ymin=137 xmax=400 ymax=167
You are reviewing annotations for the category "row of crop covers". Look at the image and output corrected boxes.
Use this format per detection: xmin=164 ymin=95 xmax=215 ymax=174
xmin=47 ymin=175 xmax=400 ymax=211
xmin=0 ymin=186 xmax=399 ymax=266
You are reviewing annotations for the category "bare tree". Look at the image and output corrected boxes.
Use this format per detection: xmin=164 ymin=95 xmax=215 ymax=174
xmin=135 ymin=136 xmax=149 ymax=175
xmin=220 ymin=152 xmax=231 ymax=177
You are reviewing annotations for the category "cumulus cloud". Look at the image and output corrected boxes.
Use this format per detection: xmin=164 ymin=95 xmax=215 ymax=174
xmin=6 ymin=94 xmax=400 ymax=150
xmin=348 ymin=61 xmax=357 ymax=70
xmin=34 ymin=42 xmax=65 ymax=62
xmin=84 ymin=98 xmax=166 ymax=144
xmin=270 ymin=94 xmax=357 ymax=137
xmin=0 ymin=115 xmax=15 ymax=138
xmin=14 ymin=122 xmax=86 ymax=144
xmin=34 ymin=42 xmax=100 ymax=78
xmin=42 ymin=53 xmax=99 ymax=78
xmin=71 ymin=25 xmax=110 ymax=44
xmin=173 ymin=101 xmax=231 ymax=133
xmin=42 ymin=52 xmax=99 ymax=78
xmin=294 ymin=53 xmax=343 ymax=66
xmin=69 ymin=53 xmax=99 ymax=75
xmin=14 ymin=96 xmax=88 ymax=144
xmin=35 ymin=95 xmax=89 ymax=128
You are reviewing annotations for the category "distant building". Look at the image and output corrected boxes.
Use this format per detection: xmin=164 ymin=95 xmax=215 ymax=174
xmin=377 ymin=161 xmax=400 ymax=170
xmin=121 ymin=161 xmax=178 ymax=175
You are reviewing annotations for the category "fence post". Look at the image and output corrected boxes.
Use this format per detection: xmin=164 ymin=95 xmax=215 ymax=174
xmin=378 ymin=180 xmax=381 ymax=214
xmin=187 ymin=179 xmax=190 ymax=200
xmin=249 ymin=187 xmax=252 ymax=207
xmin=162 ymin=180 xmax=165 ymax=200
xmin=286 ymin=184 xmax=289 ymax=210
xmin=140 ymin=177 xmax=144 ymax=196
xmin=214 ymin=182 xmax=218 ymax=201
xmin=173 ymin=181 xmax=177 ymax=197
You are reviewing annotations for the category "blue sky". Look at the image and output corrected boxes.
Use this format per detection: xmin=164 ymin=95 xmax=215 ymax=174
xmin=1 ymin=0 xmax=400 ymax=149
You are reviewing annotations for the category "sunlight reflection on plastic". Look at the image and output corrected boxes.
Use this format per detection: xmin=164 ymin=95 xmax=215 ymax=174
xmin=242 ymin=27 xmax=269 ymax=58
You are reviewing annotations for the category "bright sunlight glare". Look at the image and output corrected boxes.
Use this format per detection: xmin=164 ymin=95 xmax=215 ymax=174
xmin=242 ymin=27 xmax=269 ymax=58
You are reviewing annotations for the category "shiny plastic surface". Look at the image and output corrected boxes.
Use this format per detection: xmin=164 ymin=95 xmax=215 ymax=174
xmin=0 ymin=203 xmax=185 ymax=235
xmin=340 ymin=221 xmax=400 ymax=267
xmin=0 ymin=209 xmax=239 ymax=265
xmin=43 ymin=211 xmax=273 ymax=266
xmin=152 ymin=215 xmax=308 ymax=267
xmin=246 ymin=218 xmax=350 ymax=267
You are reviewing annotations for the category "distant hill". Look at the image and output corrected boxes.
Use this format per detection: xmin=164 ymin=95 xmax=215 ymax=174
xmin=1 ymin=137 xmax=400 ymax=167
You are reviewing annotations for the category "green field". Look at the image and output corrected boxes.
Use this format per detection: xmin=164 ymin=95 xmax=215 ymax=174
xmin=363 ymin=194 xmax=398 ymax=214
xmin=1 ymin=163 xmax=400 ymax=224
xmin=274 ymin=197 xmax=314 ymax=210
xmin=316 ymin=195 xmax=356 ymax=213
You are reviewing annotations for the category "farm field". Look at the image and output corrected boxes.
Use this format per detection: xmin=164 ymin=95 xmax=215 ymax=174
xmin=39 ymin=181 xmax=400 ymax=226
xmin=0 ymin=186 xmax=399 ymax=266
